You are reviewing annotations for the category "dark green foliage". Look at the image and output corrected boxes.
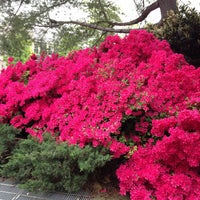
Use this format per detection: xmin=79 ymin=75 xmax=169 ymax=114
xmin=0 ymin=123 xmax=20 ymax=164
xmin=148 ymin=6 xmax=200 ymax=67
xmin=0 ymin=133 xmax=111 ymax=192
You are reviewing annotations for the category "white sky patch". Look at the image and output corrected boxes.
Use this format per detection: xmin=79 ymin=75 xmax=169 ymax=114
xmin=49 ymin=6 xmax=88 ymax=21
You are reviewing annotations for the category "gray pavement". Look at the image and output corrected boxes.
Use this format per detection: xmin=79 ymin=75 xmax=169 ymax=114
xmin=0 ymin=178 xmax=92 ymax=200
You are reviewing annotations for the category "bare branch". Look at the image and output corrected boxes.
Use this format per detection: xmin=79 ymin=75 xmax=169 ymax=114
xmin=110 ymin=1 xmax=159 ymax=26
xmin=14 ymin=0 xmax=25 ymax=16
xmin=49 ymin=19 xmax=133 ymax=33
xmin=49 ymin=1 xmax=159 ymax=32
xmin=93 ymin=31 xmax=108 ymax=46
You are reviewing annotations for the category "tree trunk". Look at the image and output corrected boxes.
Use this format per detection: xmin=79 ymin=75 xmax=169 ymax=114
xmin=158 ymin=0 xmax=178 ymax=19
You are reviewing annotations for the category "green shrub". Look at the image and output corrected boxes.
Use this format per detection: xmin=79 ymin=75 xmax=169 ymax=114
xmin=0 ymin=123 xmax=20 ymax=164
xmin=0 ymin=133 xmax=111 ymax=192
xmin=148 ymin=5 xmax=200 ymax=67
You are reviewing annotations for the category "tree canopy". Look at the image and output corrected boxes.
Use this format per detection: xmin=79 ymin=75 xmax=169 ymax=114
xmin=0 ymin=0 xmax=195 ymax=56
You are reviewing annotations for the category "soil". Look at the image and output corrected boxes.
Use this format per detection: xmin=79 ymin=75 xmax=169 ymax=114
xmin=88 ymin=182 xmax=129 ymax=200
xmin=84 ymin=159 xmax=130 ymax=200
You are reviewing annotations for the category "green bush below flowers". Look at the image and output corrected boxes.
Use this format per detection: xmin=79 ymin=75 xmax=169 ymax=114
xmin=0 ymin=123 xmax=20 ymax=164
xmin=0 ymin=133 xmax=111 ymax=192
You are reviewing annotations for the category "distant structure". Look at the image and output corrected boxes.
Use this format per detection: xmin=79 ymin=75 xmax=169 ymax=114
xmin=32 ymin=39 xmax=55 ymax=56
xmin=0 ymin=39 xmax=54 ymax=73
xmin=0 ymin=56 xmax=6 ymax=71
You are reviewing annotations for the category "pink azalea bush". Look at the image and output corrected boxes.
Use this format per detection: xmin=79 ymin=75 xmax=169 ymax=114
xmin=117 ymin=110 xmax=200 ymax=199
xmin=0 ymin=30 xmax=200 ymax=199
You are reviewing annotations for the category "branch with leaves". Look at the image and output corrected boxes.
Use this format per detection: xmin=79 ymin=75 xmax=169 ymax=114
xmin=49 ymin=1 xmax=161 ymax=33
xmin=48 ymin=0 xmax=177 ymax=33
xmin=0 ymin=0 xmax=178 ymax=56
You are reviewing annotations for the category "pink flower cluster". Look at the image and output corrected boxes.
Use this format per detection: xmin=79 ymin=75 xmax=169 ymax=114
xmin=0 ymin=30 xmax=200 ymax=199
xmin=117 ymin=109 xmax=200 ymax=199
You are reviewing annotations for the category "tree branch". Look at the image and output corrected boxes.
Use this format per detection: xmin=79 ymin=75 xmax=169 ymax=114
xmin=49 ymin=19 xmax=133 ymax=33
xmin=49 ymin=1 xmax=159 ymax=33
xmin=110 ymin=1 xmax=159 ymax=26
xmin=93 ymin=31 xmax=108 ymax=46
xmin=14 ymin=0 xmax=25 ymax=17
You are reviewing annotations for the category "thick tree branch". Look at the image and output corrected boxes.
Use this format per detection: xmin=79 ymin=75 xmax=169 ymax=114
xmin=49 ymin=1 xmax=159 ymax=33
xmin=49 ymin=19 xmax=132 ymax=33
xmin=48 ymin=0 xmax=178 ymax=34
xmin=109 ymin=1 xmax=159 ymax=26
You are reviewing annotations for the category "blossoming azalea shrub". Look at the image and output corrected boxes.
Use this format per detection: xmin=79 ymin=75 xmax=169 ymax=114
xmin=0 ymin=30 xmax=200 ymax=198
xmin=117 ymin=109 xmax=200 ymax=199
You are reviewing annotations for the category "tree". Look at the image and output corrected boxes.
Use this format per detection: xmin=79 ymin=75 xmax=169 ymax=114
xmin=0 ymin=14 xmax=33 ymax=62
xmin=0 ymin=0 xmax=121 ymax=54
xmin=56 ymin=0 xmax=177 ymax=31
xmin=0 ymin=0 xmax=182 ymax=55
xmin=49 ymin=0 xmax=177 ymax=33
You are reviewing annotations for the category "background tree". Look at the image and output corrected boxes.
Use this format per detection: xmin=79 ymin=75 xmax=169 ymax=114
xmin=0 ymin=0 xmax=199 ymax=60
xmin=0 ymin=0 xmax=121 ymax=56
xmin=0 ymin=15 xmax=33 ymax=63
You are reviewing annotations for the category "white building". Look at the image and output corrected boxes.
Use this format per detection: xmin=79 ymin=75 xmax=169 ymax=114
xmin=0 ymin=56 xmax=6 ymax=71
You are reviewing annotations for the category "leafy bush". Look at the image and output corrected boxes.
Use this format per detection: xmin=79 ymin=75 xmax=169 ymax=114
xmin=148 ymin=5 xmax=200 ymax=67
xmin=1 ymin=133 xmax=111 ymax=192
xmin=0 ymin=30 xmax=200 ymax=199
xmin=0 ymin=123 xmax=20 ymax=164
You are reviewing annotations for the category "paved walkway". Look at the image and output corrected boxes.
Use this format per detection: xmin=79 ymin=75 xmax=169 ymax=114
xmin=0 ymin=178 xmax=92 ymax=200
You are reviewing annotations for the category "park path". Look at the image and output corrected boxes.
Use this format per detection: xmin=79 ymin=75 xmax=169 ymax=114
xmin=0 ymin=178 xmax=92 ymax=200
